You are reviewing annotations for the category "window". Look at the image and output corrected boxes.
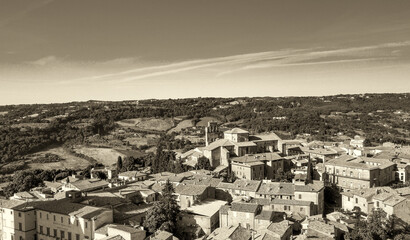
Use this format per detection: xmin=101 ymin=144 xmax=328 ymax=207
xmin=61 ymin=230 xmax=65 ymax=239
xmin=18 ymin=212 xmax=21 ymax=217
xmin=40 ymin=226 xmax=43 ymax=234
xmin=348 ymin=197 xmax=350 ymax=202
xmin=350 ymin=171 xmax=353 ymax=177
xmin=39 ymin=212 xmax=42 ymax=218
xmin=54 ymin=229 xmax=57 ymax=237
xmin=53 ymin=215 xmax=56 ymax=221
xmin=47 ymin=227 xmax=50 ymax=236
xmin=68 ymin=232 xmax=72 ymax=240
xmin=355 ymin=198 xmax=358 ymax=204
xmin=18 ymin=222 xmax=22 ymax=231
xmin=298 ymin=194 xmax=302 ymax=199
xmin=85 ymin=221 xmax=88 ymax=228
xmin=76 ymin=234 xmax=80 ymax=240
xmin=46 ymin=214 xmax=49 ymax=220
xmin=61 ymin=216 xmax=63 ymax=223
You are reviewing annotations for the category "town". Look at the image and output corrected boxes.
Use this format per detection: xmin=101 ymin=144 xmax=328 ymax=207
xmin=0 ymin=119 xmax=409 ymax=240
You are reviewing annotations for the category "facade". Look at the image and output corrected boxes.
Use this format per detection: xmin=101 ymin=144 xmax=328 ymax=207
xmin=177 ymin=199 xmax=227 ymax=237
xmin=0 ymin=200 xmax=37 ymax=240
xmin=341 ymin=187 xmax=410 ymax=216
xmin=219 ymin=202 xmax=263 ymax=230
xmin=35 ymin=200 xmax=113 ymax=240
xmin=118 ymin=171 xmax=147 ymax=182
xmin=216 ymin=179 xmax=262 ymax=200
xmin=256 ymin=181 xmax=324 ymax=215
xmin=180 ymin=125 xmax=281 ymax=168
xmin=231 ymin=153 xmax=287 ymax=180
xmin=324 ymin=156 xmax=396 ymax=190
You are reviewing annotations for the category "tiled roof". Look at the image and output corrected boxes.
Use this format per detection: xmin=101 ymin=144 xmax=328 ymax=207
xmin=175 ymin=184 xmax=208 ymax=196
xmin=266 ymin=220 xmax=291 ymax=236
xmin=231 ymin=202 xmax=260 ymax=213
xmin=249 ymin=133 xmax=281 ymax=142
xmin=34 ymin=200 xmax=109 ymax=219
xmin=203 ymin=139 xmax=235 ymax=151
xmin=44 ymin=181 xmax=63 ymax=189
xmin=69 ymin=179 xmax=109 ymax=191
xmin=224 ymin=128 xmax=249 ymax=134
xmin=257 ymin=182 xmax=294 ymax=196
xmin=207 ymin=226 xmax=252 ymax=240
xmin=308 ymin=220 xmax=335 ymax=236
xmin=182 ymin=174 xmax=222 ymax=187
xmin=231 ymin=153 xmax=283 ymax=164
xmin=294 ymin=181 xmax=324 ymax=192
xmin=0 ymin=199 xmax=26 ymax=209
xmin=271 ymin=199 xmax=312 ymax=206
xmin=383 ymin=195 xmax=407 ymax=206
xmin=255 ymin=210 xmax=275 ymax=220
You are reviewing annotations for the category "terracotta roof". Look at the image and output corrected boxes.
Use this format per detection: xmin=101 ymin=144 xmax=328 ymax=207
xmin=203 ymin=139 xmax=235 ymax=151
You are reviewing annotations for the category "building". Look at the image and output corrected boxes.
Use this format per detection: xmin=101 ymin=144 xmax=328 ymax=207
xmin=219 ymin=202 xmax=263 ymax=229
xmin=117 ymin=171 xmax=147 ymax=182
xmin=207 ymin=225 xmax=252 ymax=240
xmin=350 ymin=135 xmax=365 ymax=148
xmin=0 ymin=199 xmax=37 ymax=240
xmin=255 ymin=220 xmax=293 ymax=240
xmin=178 ymin=199 xmax=227 ymax=237
xmin=216 ymin=179 xmax=262 ymax=200
xmin=256 ymin=181 xmax=324 ymax=215
xmin=231 ymin=152 xmax=287 ymax=180
xmin=62 ymin=179 xmax=110 ymax=192
xmin=341 ymin=186 xmax=410 ymax=216
xmin=95 ymin=224 xmax=146 ymax=240
xmin=180 ymin=126 xmax=281 ymax=168
xmin=205 ymin=122 xmax=220 ymax=146
xmin=174 ymin=184 xmax=213 ymax=208
xmin=324 ymin=156 xmax=396 ymax=190
xmin=35 ymin=199 xmax=113 ymax=240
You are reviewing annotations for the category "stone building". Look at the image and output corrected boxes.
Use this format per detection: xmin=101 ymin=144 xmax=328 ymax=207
xmin=324 ymin=155 xmax=396 ymax=190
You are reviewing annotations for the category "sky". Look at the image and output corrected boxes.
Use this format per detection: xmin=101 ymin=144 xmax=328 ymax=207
xmin=1 ymin=0 xmax=410 ymax=105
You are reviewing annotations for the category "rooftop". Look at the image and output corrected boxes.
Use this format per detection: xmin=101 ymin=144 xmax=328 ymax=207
xmin=224 ymin=128 xmax=249 ymax=134
xmin=231 ymin=202 xmax=260 ymax=213
xmin=184 ymin=199 xmax=227 ymax=217
xmin=175 ymin=184 xmax=208 ymax=196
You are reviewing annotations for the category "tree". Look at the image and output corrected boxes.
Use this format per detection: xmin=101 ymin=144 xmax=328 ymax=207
xmin=117 ymin=156 xmax=123 ymax=174
xmin=347 ymin=209 xmax=410 ymax=240
xmin=143 ymin=180 xmax=180 ymax=234
xmin=197 ymin=157 xmax=212 ymax=170
xmin=4 ymin=170 xmax=44 ymax=197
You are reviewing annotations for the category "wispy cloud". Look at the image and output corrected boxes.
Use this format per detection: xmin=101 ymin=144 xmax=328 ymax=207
xmin=65 ymin=41 xmax=410 ymax=83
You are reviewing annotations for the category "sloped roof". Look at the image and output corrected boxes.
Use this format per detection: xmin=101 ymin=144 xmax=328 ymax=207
xmin=69 ymin=179 xmax=109 ymax=191
xmin=231 ymin=202 xmax=260 ymax=213
xmin=224 ymin=128 xmax=249 ymax=134
xmin=266 ymin=220 xmax=291 ymax=237
xmin=217 ymin=179 xmax=261 ymax=192
xmin=257 ymin=182 xmax=294 ymax=196
xmin=175 ymin=184 xmax=208 ymax=196
xmin=203 ymin=139 xmax=235 ymax=151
